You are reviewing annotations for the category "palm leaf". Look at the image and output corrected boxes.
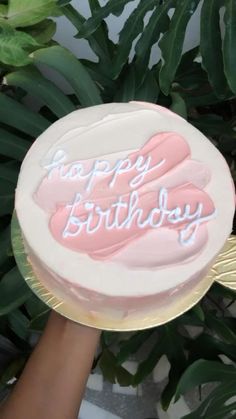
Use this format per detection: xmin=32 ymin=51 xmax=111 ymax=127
xmin=0 ymin=267 xmax=32 ymax=315
xmin=0 ymin=163 xmax=19 ymax=184
xmin=0 ymin=129 xmax=29 ymax=161
xmin=32 ymin=45 xmax=102 ymax=106
xmin=76 ymin=0 xmax=129 ymax=39
xmin=134 ymin=70 xmax=159 ymax=102
xmin=175 ymin=359 xmax=236 ymax=400
xmin=112 ymin=0 xmax=157 ymax=79
xmin=5 ymin=67 xmax=76 ymax=118
xmin=0 ymin=92 xmax=50 ymax=137
xmin=200 ymin=0 xmax=229 ymax=99
xmin=25 ymin=19 xmax=57 ymax=44
xmin=223 ymin=0 xmax=236 ymax=94
xmin=62 ymin=4 xmax=112 ymax=73
xmin=159 ymin=0 xmax=201 ymax=95
xmin=0 ymin=225 xmax=12 ymax=267
xmin=114 ymin=67 xmax=136 ymax=101
xmin=134 ymin=0 xmax=172 ymax=81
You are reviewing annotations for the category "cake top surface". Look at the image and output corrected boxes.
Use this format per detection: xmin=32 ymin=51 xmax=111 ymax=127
xmin=15 ymin=102 xmax=235 ymax=297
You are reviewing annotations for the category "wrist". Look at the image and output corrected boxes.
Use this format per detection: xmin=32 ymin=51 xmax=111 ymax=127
xmin=44 ymin=311 xmax=101 ymax=344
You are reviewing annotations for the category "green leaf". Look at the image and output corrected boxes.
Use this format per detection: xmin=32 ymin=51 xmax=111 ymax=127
xmin=219 ymin=135 xmax=236 ymax=154
xmin=210 ymin=282 xmax=236 ymax=302
xmin=114 ymin=67 xmax=136 ymax=102
xmin=6 ymin=67 xmax=76 ymax=118
xmin=205 ymin=381 xmax=236 ymax=417
xmin=135 ymin=1 xmax=172 ymax=77
xmin=159 ymin=0 xmax=201 ymax=95
xmin=223 ymin=0 xmax=236 ymax=94
xmin=8 ymin=309 xmax=30 ymax=340
xmin=161 ymin=364 xmax=183 ymax=411
xmin=25 ymin=295 xmax=48 ymax=318
xmin=99 ymin=349 xmax=117 ymax=384
xmin=29 ymin=310 xmax=50 ymax=331
xmin=200 ymin=0 xmax=229 ymax=99
xmin=191 ymin=303 xmax=205 ymax=322
xmin=181 ymin=380 xmax=236 ymax=419
xmin=0 ymin=21 xmax=39 ymax=66
xmin=190 ymin=114 xmax=235 ymax=138
xmin=0 ymin=225 xmax=12 ymax=267
xmin=102 ymin=331 xmax=119 ymax=347
xmin=205 ymin=313 xmax=236 ymax=345
xmin=0 ymin=267 xmax=32 ymax=315
xmin=99 ymin=348 xmax=133 ymax=386
xmin=117 ymin=329 xmax=154 ymax=365
xmin=176 ymin=46 xmax=199 ymax=77
xmin=116 ymin=364 xmax=133 ymax=387
xmin=32 ymin=46 xmax=102 ymax=106
xmin=134 ymin=70 xmax=159 ymax=103
xmin=63 ymin=4 xmax=112 ymax=72
xmin=0 ymin=180 xmax=15 ymax=216
xmin=170 ymin=92 xmax=187 ymax=118
xmin=133 ymin=336 xmax=166 ymax=386
xmin=0 ymin=128 xmax=29 ymax=161
xmin=26 ymin=295 xmax=50 ymax=331
xmin=0 ymin=5 xmax=8 ymax=17
xmin=175 ymin=359 xmax=236 ymax=401
xmin=188 ymin=333 xmax=236 ymax=364
xmin=7 ymin=0 xmax=60 ymax=28
xmin=0 ymin=163 xmax=19 ymax=184
xmin=160 ymin=324 xmax=187 ymax=409
xmin=87 ymin=0 xmax=114 ymax=60
xmin=0 ymin=92 xmax=50 ymax=136
xmin=26 ymin=19 xmax=56 ymax=44
xmin=112 ymin=0 xmax=157 ymax=78
xmin=183 ymin=90 xmax=221 ymax=107
xmin=176 ymin=63 xmax=207 ymax=90
xmin=57 ymin=0 xmax=71 ymax=5
xmin=76 ymin=0 xmax=129 ymax=39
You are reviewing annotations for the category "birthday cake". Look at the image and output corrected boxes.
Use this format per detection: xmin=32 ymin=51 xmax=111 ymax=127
xmin=15 ymin=102 xmax=235 ymax=322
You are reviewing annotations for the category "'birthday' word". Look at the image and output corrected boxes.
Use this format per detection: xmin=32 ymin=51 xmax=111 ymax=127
xmin=62 ymin=188 xmax=217 ymax=246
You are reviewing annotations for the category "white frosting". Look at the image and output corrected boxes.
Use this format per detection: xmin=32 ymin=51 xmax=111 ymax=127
xmin=15 ymin=102 xmax=235 ymax=298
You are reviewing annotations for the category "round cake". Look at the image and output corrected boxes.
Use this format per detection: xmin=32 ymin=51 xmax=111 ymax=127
xmin=15 ymin=102 xmax=235 ymax=323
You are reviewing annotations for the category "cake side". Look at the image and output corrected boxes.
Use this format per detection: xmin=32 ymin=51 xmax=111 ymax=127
xmin=25 ymin=236 xmax=214 ymax=322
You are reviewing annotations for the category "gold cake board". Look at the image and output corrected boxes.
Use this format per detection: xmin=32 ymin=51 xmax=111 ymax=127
xmin=11 ymin=214 xmax=236 ymax=331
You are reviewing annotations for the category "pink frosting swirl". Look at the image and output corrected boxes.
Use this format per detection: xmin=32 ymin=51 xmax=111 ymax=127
xmin=34 ymin=131 xmax=215 ymax=268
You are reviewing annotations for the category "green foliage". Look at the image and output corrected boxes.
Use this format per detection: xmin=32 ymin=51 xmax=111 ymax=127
xmin=6 ymin=0 xmax=60 ymax=28
xmin=32 ymin=46 xmax=102 ymax=106
xmin=175 ymin=360 xmax=236 ymax=419
xmin=223 ymin=0 xmax=236 ymax=94
xmin=200 ymin=0 xmax=229 ymax=99
xmin=0 ymin=267 xmax=32 ymax=315
xmin=0 ymin=21 xmax=39 ymax=66
xmin=5 ymin=67 xmax=76 ymax=117
xmin=0 ymin=92 xmax=50 ymax=136
xmin=159 ymin=0 xmax=201 ymax=95
xmin=0 ymin=0 xmax=236 ymax=416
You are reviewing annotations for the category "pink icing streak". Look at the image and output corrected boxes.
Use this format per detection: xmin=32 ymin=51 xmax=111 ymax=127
xmin=34 ymin=131 xmax=216 ymax=268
